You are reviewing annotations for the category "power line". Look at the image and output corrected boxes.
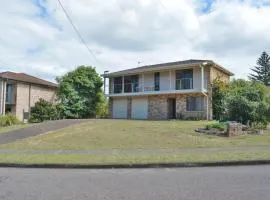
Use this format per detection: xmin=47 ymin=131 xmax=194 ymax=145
xmin=156 ymin=0 xmax=177 ymax=21
xmin=56 ymin=0 xmax=101 ymax=65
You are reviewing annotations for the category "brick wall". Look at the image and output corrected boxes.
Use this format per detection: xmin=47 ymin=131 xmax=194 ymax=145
xmin=15 ymin=83 xmax=57 ymax=121
xmin=16 ymin=83 xmax=30 ymax=121
xmin=148 ymin=95 xmax=168 ymax=119
xmin=30 ymin=85 xmax=56 ymax=107
xmin=210 ymin=67 xmax=230 ymax=83
xmin=148 ymin=93 xmax=210 ymax=120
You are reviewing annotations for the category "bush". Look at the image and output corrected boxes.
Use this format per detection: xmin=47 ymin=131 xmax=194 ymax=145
xmin=29 ymin=98 xmax=57 ymax=123
xmin=0 ymin=113 xmax=20 ymax=127
xmin=222 ymin=79 xmax=270 ymax=126
xmin=95 ymin=93 xmax=108 ymax=118
xmin=205 ymin=122 xmax=227 ymax=131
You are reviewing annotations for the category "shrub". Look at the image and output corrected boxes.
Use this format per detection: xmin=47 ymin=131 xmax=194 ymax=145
xmin=225 ymin=80 xmax=270 ymax=125
xmin=0 ymin=113 xmax=20 ymax=127
xmin=95 ymin=93 xmax=108 ymax=118
xmin=205 ymin=122 xmax=227 ymax=131
xmin=29 ymin=98 xmax=57 ymax=123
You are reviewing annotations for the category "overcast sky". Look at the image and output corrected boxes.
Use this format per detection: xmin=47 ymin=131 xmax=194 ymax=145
xmin=0 ymin=0 xmax=270 ymax=82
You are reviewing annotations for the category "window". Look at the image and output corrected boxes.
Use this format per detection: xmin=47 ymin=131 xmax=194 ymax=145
xmin=175 ymin=69 xmax=193 ymax=90
xmin=124 ymin=75 xmax=139 ymax=93
xmin=6 ymin=84 xmax=13 ymax=104
xmin=154 ymin=72 xmax=160 ymax=91
xmin=186 ymin=96 xmax=204 ymax=111
xmin=113 ymin=77 xmax=122 ymax=93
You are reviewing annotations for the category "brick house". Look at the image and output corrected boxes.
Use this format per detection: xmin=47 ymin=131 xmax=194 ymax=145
xmin=0 ymin=72 xmax=58 ymax=121
xmin=104 ymin=59 xmax=234 ymax=120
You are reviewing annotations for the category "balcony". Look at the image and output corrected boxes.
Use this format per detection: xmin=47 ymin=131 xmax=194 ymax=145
xmin=109 ymin=77 xmax=203 ymax=97
xmin=107 ymin=67 xmax=207 ymax=97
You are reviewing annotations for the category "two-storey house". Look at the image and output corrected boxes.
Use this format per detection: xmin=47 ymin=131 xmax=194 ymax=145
xmin=0 ymin=71 xmax=58 ymax=121
xmin=104 ymin=59 xmax=233 ymax=120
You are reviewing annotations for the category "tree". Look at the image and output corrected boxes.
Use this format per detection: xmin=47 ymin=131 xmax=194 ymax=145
xmin=56 ymin=66 xmax=103 ymax=119
xmin=212 ymin=78 xmax=229 ymax=120
xmin=249 ymin=51 xmax=270 ymax=86
xmin=225 ymin=79 xmax=270 ymax=127
xmin=96 ymin=92 xmax=108 ymax=118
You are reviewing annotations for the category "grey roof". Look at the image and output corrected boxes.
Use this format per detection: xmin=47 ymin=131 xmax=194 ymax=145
xmin=107 ymin=59 xmax=234 ymax=77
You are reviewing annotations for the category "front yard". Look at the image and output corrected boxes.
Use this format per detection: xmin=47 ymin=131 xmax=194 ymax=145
xmin=0 ymin=120 xmax=270 ymax=164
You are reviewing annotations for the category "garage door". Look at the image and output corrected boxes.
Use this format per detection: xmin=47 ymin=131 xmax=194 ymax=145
xmin=131 ymin=98 xmax=148 ymax=119
xmin=113 ymin=99 xmax=128 ymax=119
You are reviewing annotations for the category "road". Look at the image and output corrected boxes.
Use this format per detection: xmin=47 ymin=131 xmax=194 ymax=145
xmin=0 ymin=166 xmax=269 ymax=200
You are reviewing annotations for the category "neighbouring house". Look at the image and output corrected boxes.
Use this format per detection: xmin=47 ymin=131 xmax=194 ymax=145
xmin=0 ymin=72 xmax=58 ymax=121
xmin=103 ymin=59 xmax=234 ymax=120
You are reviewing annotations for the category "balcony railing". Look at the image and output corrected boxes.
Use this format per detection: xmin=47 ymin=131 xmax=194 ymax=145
xmin=111 ymin=78 xmax=194 ymax=94
xmin=112 ymin=83 xmax=140 ymax=93
xmin=175 ymin=78 xmax=193 ymax=90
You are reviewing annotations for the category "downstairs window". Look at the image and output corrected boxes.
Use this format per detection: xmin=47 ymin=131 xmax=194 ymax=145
xmin=186 ymin=96 xmax=204 ymax=111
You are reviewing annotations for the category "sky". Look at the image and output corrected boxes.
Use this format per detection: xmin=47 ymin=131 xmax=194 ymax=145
xmin=0 ymin=0 xmax=270 ymax=82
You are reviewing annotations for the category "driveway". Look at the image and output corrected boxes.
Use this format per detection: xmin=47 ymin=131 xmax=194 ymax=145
xmin=0 ymin=166 xmax=269 ymax=200
xmin=0 ymin=119 xmax=90 ymax=144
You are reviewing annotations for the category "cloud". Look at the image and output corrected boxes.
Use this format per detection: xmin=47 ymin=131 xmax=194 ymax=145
xmin=0 ymin=0 xmax=270 ymax=82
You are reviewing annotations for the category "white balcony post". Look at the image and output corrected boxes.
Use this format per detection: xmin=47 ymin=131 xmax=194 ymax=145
xmin=200 ymin=65 xmax=204 ymax=91
xmin=122 ymin=76 xmax=124 ymax=93
xmin=142 ymin=74 xmax=144 ymax=92
xmin=169 ymin=70 xmax=172 ymax=90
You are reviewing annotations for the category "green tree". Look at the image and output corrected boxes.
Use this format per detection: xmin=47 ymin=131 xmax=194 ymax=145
xmin=96 ymin=92 xmax=108 ymax=118
xmin=212 ymin=78 xmax=228 ymax=120
xmin=249 ymin=51 xmax=270 ymax=86
xmin=225 ymin=79 xmax=270 ymax=127
xmin=56 ymin=66 xmax=103 ymax=119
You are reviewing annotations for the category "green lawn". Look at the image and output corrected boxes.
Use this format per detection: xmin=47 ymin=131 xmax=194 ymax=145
xmin=0 ymin=124 xmax=32 ymax=135
xmin=0 ymin=150 xmax=270 ymax=164
xmin=0 ymin=120 xmax=269 ymax=164
xmin=1 ymin=120 xmax=270 ymax=150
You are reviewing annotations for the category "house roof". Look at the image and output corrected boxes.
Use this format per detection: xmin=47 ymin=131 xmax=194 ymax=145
xmin=106 ymin=59 xmax=234 ymax=77
xmin=0 ymin=71 xmax=58 ymax=88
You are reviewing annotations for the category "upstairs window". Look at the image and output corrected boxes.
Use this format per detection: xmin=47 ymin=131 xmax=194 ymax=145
xmin=186 ymin=96 xmax=204 ymax=111
xmin=154 ymin=72 xmax=160 ymax=91
xmin=113 ymin=77 xmax=122 ymax=93
xmin=124 ymin=75 xmax=139 ymax=93
xmin=175 ymin=69 xmax=193 ymax=90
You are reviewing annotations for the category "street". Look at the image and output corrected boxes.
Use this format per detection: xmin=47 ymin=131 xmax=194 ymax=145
xmin=0 ymin=165 xmax=269 ymax=200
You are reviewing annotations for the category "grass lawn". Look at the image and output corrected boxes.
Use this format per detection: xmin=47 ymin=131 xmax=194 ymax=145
xmin=0 ymin=124 xmax=32 ymax=135
xmin=0 ymin=151 xmax=270 ymax=165
xmin=0 ymin=120 xmax=269 ymax=164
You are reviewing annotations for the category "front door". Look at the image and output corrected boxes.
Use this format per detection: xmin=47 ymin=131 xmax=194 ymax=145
xmin=168 ymin=98 xmax=176 ymax=119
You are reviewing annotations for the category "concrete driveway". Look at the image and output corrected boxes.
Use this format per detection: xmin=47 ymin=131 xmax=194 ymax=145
xmin=0 ymin=119 xmax=90 ymax=144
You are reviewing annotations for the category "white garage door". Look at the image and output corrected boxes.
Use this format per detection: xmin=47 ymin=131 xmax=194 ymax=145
xmin=113 ymin=99 xmax=128 ymax=119
xmin=131 ymin=98 xmax=148 ymax=119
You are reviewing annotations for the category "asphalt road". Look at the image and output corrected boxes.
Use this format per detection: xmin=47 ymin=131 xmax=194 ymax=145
xmin=0 ymin=166 xmax=270 ymax=200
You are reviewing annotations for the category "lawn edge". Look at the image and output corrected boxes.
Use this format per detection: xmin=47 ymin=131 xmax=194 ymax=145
xmin=0 ymin=160 xmax=270 ymax=169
